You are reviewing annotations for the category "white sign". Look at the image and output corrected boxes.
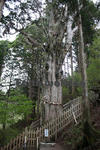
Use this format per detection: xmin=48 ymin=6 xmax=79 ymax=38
xmin=25 ymin=136 xmax=27 ymax=144
xmin=44 ymin=129 xmax=49 ymax=137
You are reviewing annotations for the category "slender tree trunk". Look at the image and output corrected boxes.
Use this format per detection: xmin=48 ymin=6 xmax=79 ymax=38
xmin=70 ymin=47 xmax=74 ymax=95
xmin=67 ymin=55 xmax=70 ymax=76
xmin=28 ymin=78 xmax=35 ymax=100
xmin=0 ymin=65 xmax=3 ymax=77
xmin=37 ymin=86 xmax=40 ymax=118
xmin=3 ymin=65 xmax=14 ymax=129
xmin=3 ymin=123 xmax=5 ymax=130
xmin=29 ymin=78 xmax=38 ymax=118
xmin=0 ymin=0 xmax=5 ymax=21
xmin=77 ymin=3 xmax=100 ymax=149
xmin=77 ymin=45 xmax=81 ymax=73
xmin=78 ymin=13 xmax=90 ymax=123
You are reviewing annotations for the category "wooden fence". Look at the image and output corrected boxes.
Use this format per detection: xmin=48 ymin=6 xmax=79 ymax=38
xmin=0 ymin=97 xmax=82 ymax=150
xmin=29 ymin=119 xmax=40 ymax=130
xmin=63 ymin=97 xmax=81 ymax=110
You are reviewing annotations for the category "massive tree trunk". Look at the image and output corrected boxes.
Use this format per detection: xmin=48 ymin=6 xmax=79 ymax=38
xmin=41 ymin=55 xmax=62 ymax=122
xmin=41 ymin=1 xmax=74 ymax=123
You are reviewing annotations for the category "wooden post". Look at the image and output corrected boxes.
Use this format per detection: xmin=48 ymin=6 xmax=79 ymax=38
xmin=72 ymin=104 xmax=78 ymax=124
xmin=24 ymin=127 xmax=28 ymax=149
xmin=37 ymin=137 xmax=39 ymax=150
xmin=55 ymin=119 xmax=57 ymax=141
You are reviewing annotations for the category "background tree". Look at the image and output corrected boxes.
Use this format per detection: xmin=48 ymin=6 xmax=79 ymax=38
xmin=0 ymin=40 xmax=9 ymax=77
xmin=0 ymin=0 xmax=5 ymax=20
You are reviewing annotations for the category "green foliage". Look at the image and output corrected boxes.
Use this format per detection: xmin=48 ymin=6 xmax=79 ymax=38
xmin=0 ymin=89 xmax=33 ymax=128
xmin=89 ymin=30 xmax=100 ymax=58
xmin=62 ymin=72 xmax=82 ymax=103
xmin=0 ymin=101 xmax=9 ymax=127
xmin=87 ymin=31 xmax=100 ymax=88
xmin=81 ymin=0 xmax=99 ymax=45
xmin=62 ymin=87 xmax=70 ymax=103
xmin=9 ymin=22 xmax=47 ymax=83
xmin=63 ymin=125 xmax=83 ymax=149
xmin=59 ymin=0 xmax=99 ymax=44
xmin=0 ymin=40 xmax=9 ymax=58
xmin=0 ymin=40 xmax=9 ymax=76
xmin=87 ymin=59 xmax=100 ymax=88
xmin=71 ymin=72 xmax=82 ymax=97
xmin=0 ymin=91 xmax=5 ymax=100
xmin=0 ymin=127 xmax=20 ymax=146
xmin=59 ymin=0 xmax=78 ymax=13
xmin=73 ymin=72 xmax=81 ymax=83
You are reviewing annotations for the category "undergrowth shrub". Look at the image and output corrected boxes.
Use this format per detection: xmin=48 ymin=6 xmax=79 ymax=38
xmin=0 ymin=128 xmax=20 ymax=147
xmin=63 ymin=124 xmax=83 ymax=149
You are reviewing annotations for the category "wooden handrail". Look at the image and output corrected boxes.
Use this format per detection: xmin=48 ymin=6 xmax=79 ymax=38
xmin=63 ymin=97 xmax=81 ymax=110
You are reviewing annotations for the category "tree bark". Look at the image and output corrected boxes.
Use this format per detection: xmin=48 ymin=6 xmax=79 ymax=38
xmin=28 ymin=78 xmax=38 ymax=117
xmin=67 ymin=55 xmax=70 ymax=76
xmin=70 ymin=47 xmax=74 ymax=95
xmin=77 ymin=45 xmax=81 ymax=73
xmin=78 ymin=13 xmax=90 ymax=122
xmin=41 ymin=1 xmax=74 ymax=123
xmin=41 ymin=56 xmax=62 ymax=122
xmin=0 ymin=0 xmax=5 ymax=21
xmin=37 ymin=86 xmax=40 ymax=118
xmin=78 ymin=11 xmax=100 ymax=149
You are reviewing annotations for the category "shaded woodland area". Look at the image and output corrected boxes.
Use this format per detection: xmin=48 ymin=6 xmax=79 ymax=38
xmin=0 ymin=0 xmax=100 ymax=149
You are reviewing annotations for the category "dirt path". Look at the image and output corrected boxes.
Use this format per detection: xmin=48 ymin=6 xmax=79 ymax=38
xmin=52 ymin=143 xmax=66 ymax=150
xmin=40 ymin=143 xmax=66 ymax=150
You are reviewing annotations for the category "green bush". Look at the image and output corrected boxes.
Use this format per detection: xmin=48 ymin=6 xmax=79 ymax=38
xmin=62 ymin=87 xmax=70 ymax=103
xmin=87 ymin=58 xmax=100 ymax=88
xmin=0 ymin=89 xmax=33 ymax=129
xmin=62 ymin=72 xmax=82 ymax=104
xmin=0 ymin=128 xmax=20 ymax=146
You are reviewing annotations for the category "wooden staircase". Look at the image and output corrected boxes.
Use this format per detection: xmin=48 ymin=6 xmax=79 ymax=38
xmin=0 ymin=97 xmax=82 ymax=150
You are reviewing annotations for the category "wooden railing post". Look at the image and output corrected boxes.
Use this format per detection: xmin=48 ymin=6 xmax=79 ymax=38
xmin=24 ymin=127 xmax=28 ymax=149
xmin=55 ymin=119 xmax=57 ymax=141
xmin=71 ymin=104 xmax=78 ymax=124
